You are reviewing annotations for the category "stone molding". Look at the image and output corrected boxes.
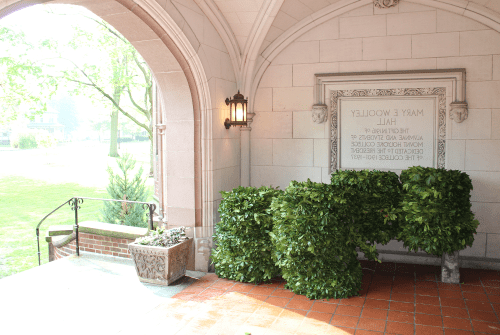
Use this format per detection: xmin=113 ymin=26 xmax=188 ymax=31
xmin=312 ymin=104 xmax=328 ymax=124
xmin=374 ymin=0 xmax=399 ymax=9
xmin=330 ymin=87 xmax=447 ymax=172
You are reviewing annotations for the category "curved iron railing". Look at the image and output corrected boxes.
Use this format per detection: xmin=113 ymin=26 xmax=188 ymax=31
xmin=36 ymin=197 xmax=157 ymax=266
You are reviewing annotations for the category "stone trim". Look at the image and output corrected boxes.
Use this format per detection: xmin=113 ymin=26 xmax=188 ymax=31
xmin=330 ymin=87 xmax=447 ymax=173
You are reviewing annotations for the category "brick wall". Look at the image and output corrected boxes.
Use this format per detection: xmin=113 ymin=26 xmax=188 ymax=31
xmin=54 ymin=240 xmax=77 ymax=260
xmin=54 ymin=232 xmax=135 ymax=260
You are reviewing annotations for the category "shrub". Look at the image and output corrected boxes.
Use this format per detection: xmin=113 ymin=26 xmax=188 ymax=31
xmin=399 ymin=166 xmax=480 ymax=256
xmin=330 ymin=170 xmax=402 ymax=261
xmin=101 ymin=153 xmax=150 ymax=227
xmin=16 ymin=132 xmax=38 ymax=149
xmin=211 ymin=186 xmax=283 ymax=283
xmin=270 ymin=180 xmax=362 ymax=299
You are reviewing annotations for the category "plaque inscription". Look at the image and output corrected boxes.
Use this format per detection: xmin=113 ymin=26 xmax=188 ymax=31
xmin=330 ymin=88 xmax=446 ymax=172
xmin=340 ymin=97 xmax=435 ymax=169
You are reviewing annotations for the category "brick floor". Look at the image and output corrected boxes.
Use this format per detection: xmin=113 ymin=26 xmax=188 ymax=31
xmin=171 ymin=260 xmax=500 ymax=334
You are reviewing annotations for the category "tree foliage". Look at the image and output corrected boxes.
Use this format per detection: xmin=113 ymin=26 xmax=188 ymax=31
xmin=0 ymin=26 xmax=58 ymax=125
xmin=1 ymin=5 xmax=154 ymax=174
xmin=53 ymin=11 xmax=154 ymax=164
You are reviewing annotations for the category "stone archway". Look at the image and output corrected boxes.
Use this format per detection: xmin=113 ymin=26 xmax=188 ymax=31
xmin=0 ymin=0 xmax=214 ymax=271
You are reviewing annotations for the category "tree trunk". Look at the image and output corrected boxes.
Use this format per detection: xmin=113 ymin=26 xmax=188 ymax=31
xmin=149 ymin=137 xmax=154 ymax=177
xmin=108 ymin=61 xmax=123 ymax=158
xmin=109 ymin=109 xmax=119 ymax=157
xmin=148 ymin=115 xmax=153 ymax=177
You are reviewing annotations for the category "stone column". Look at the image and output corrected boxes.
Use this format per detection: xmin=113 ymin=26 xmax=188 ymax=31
xmin=240 ymin=127 xmax=251 ymax=187
xmin=48 ymin=242 xmax=55 ymax=262
xmin=240 ymin=112 xmax=255 ymax=187
xmin=441 ymin=251 xmax=460 ymax=284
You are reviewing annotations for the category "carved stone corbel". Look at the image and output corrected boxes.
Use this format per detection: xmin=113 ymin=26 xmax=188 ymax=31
xmin=312 ymin=104 xmax=328 ymax=124
xmin=374 ymin=0 xmax=400 ymax=9
xmin=449 ymin=101 xmax=468 ymax=123
xmin=241 ymin=112 xmax=256 ymax=131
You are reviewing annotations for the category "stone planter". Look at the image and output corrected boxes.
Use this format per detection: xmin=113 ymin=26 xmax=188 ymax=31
xmin=128 ymin=239 xmax=193 ymax=286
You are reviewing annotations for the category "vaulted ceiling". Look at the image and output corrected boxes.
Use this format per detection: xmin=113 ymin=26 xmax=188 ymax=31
xmin=201 ymin=0 xmax=500 ymax=90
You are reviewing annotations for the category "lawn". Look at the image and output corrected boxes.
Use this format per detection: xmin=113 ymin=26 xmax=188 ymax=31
xmin=0 ymin=175 xmax=154 ymax=278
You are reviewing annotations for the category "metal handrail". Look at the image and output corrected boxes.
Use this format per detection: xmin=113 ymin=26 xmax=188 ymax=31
xmin=36 ymin=197 xmax=157 ymax=266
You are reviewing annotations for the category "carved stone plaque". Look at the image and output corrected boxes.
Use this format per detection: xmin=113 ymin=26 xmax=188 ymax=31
xmin=331 ymin=88 xmax=446 ymax=172
xmin=340 ymin=97 xmax=435 ymax=169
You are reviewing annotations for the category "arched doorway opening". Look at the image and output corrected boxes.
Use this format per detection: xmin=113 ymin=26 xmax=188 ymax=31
xmin=1 ymin=0 xmax=214 ymax=271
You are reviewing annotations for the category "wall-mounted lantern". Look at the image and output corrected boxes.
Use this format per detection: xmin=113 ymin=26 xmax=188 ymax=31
xmin=224 ymin=90 xmax=248 ymax=129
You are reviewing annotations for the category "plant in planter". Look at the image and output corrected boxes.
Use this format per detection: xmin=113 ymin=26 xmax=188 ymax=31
xmin=128 ymin=226 xmax=192 ymax=285
xmin=398 ymin=167 xmax=480 ymax=283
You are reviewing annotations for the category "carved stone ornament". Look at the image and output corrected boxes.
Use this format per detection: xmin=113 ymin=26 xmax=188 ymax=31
xmin=374 ymin=0 xmax=400 ymax=8
xmin=312 ymin=104 xmax=328 ymax=124
xmin=449 ymin=101 xmax=468 ymax=123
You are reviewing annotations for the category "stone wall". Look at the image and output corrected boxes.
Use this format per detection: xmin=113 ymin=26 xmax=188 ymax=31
xmin=251 ymin=2 xmax=500 ymax=266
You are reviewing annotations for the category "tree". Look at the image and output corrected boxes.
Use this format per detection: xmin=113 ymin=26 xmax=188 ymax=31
xmin=1 ymin=5 xmax=155 ymax=175
xmin=101 ymin=153 xmax=149 ymax=227
xmin=49 ymin=9 xmax=154 ymax=173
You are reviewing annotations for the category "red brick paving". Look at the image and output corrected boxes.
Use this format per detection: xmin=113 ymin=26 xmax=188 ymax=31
xmin=172 ymin=260 xmax=500 ymax=334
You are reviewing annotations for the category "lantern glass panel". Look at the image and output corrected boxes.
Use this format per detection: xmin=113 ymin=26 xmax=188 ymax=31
xmin=231 ymin=103 xmax=235 ymax=122
xmin=235 ymin=103 xmax=244 ymax=122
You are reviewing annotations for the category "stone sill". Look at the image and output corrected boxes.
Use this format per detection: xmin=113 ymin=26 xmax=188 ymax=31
xmin=79 ymin=221 xmax=148 ymax=240
xmin=45 ymin=221 xmax=148 ymax=243
xmin=48 ymin=225 xmax=73 ymax=236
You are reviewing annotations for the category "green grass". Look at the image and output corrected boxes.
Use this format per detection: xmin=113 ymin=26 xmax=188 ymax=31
xmin=0 ymin=176 xmax=154 ymax=278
